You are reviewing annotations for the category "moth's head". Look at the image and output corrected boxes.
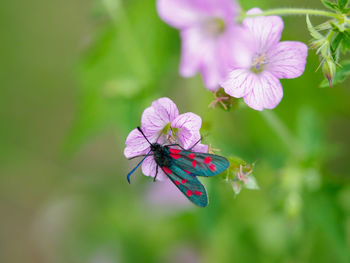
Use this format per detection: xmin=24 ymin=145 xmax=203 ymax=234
xmin=150 ymin=143 xmax=161 ymax=152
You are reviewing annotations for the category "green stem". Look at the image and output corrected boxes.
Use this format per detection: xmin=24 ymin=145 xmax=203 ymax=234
xmin=242 ymin=8 xmax=339 ymax=20
xmin=102 ymin=0 xmax=150 ymax=82
xmin=260 ymin=111 xmax=304 ymax=159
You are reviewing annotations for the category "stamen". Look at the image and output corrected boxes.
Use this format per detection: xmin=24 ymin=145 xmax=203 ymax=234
xmin=250 ymin=53 xmax=267 ymax=73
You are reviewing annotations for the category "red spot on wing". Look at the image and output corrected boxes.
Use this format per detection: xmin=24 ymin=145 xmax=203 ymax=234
xmin=186 ymin=189 xmax=193 ymax=196
xmin=192 ymin=160 xmax=197 ymax=168
xmin=204 ymin=156 xmax=212 ymax=164
xmin=163 ymin=167 xmax=172 ymax=174
xmin=194 ymin=191 xmax=202 ymax=196
xmin=209 ymin=163 xmax=217 ymax=172
xmin=188 ymin=153 xmax=195 ymax=159
xmin=175 ymin=180 xmax=180 ymax=185
xmin=181 ymin=179 xmax=187 ymax=184
xmin=170 ymin=153 xmax=181 ymax=159
xmin=169 ymin=148 xmax=181 ymax=154
xmin=183 ymin=169 xmax=191 ymax=174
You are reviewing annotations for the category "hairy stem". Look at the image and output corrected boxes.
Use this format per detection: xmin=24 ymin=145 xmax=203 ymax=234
xmin=241 ymin=8 xmax=339 ymax=20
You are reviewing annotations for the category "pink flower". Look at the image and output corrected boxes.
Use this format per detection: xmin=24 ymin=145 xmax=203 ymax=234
xmin=221 ymin=8 xmax=308 ymax=111
xmin=157 ymin=0 xmax=251 ymax=91
xmin=146 ymin=180 xmax=191 ymax=211
xmin=124 ymin=97 xmax=208 ymax=181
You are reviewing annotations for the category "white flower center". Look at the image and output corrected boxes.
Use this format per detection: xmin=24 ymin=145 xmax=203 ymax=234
xmin=203 ymin=17 xmax=226 ymax=36
xmin=250 ymin=53 xmax=267 ymax=73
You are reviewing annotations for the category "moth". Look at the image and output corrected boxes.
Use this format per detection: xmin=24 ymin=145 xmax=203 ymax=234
xmin=127 ymin=127 xmax=229 ymax=207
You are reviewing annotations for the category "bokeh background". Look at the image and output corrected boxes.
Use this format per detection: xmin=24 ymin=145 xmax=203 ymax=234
xmin=1 ymin=0 xmax=350 ymax=262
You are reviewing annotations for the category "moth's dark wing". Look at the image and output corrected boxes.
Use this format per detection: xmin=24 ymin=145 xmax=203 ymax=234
xmin=161 ymin=165 xmax=208 ymax=207
xmin=170 ymin=149 xmax=229 ymax=177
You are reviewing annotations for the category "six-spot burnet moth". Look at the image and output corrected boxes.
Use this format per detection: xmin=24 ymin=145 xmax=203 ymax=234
xmin=126 ymin=127 xmax=229 ymax=207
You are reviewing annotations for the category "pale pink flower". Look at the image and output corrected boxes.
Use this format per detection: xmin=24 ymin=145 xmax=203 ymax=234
xmin=221 ymin=8 xmax=308 ymax=111
xmin=157 ymin=0 xmax=252 ymax=91
xmin=146 ymin=180 xmax=191 ymax=210
xmin=124 ymin=97 xmax=208 ymax=181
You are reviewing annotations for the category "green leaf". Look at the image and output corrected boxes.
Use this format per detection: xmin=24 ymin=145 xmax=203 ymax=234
xmin=321 ymin=0 xmax=340 ymax=10
xmin=341 ymin=30 xmax=350 ymax=52
xmin=320 ymin=60 xmax=350 ymax=87
xmin=337 ymin=0 xmax=349 ymax=10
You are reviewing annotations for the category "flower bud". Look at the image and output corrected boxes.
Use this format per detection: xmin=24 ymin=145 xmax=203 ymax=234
xmin=322 ymin=59 xmax=336 ymax=88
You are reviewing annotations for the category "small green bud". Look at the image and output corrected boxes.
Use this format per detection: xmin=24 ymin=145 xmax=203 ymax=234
xmin=322 ymin=59 xmax=337 ymax=88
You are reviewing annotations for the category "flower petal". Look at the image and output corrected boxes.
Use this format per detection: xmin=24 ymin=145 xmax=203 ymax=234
xmin=157 ymin=0 xmax=239 ymax=29
xmin=172 ymin=112 xmax=202 ymax=149
xmin=179 ymin=26 xmax=209 ymax=78
xmin=222 ymin=26 xmax=256 ymax=69
xmin=199 ymin=41 xmax=225 ymax=91
xmin=157 ymin=0 xmax=203 ymax=29
xmin=243 ymin=71 xmax=283 ymax=111
xmin=141 ymin=156 xmax=168 ymax=181
xmin=221 ymin=69 xmax=254 ymax=98
xmin=141 ymin=97 xmax=179 ymax=135
xmin=191 ymin=143 xmax=208 ymax=153
xmin=267 ymin=41 xmax=308 ymax=79
xmin=124 ymin=128 xmax=150 ymax=159
xmin=146 ymin=180 xmax=190 ymax=209
xmin=243 ymin=8 xmax=284 ymax=52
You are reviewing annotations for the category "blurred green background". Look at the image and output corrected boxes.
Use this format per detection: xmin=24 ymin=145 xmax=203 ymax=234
xmin=1 ymin=0 xmax=350 ymax=262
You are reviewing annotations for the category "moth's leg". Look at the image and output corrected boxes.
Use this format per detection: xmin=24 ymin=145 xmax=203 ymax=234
xmin=165 ymin=136 xmax=202 ymax=151
xmin=128 ymin=154 xmax=153 ymax=160
xmin=188 ymin=137 xmax=202 ymax=151
xmin=153 ymin=165 xmax=159 ymax=182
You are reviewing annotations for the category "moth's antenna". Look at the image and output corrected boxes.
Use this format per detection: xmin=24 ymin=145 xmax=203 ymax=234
xmin=127 ymin=150 xmax=151 ymax=184
xmin=137 ymin=126 xmax=152 ymax=145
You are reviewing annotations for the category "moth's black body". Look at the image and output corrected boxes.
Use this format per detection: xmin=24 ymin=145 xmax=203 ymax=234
xmin=151 ymin=143 xmax=172 ymax=167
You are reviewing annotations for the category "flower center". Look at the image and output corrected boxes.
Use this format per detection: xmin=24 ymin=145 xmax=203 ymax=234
xmin=250 ymin=53 xmax=267 ymax=73
xmin=158 ymin=123 xmax=180 ymax=144
xmin=204 ymin=17 xmax=226 ymax=36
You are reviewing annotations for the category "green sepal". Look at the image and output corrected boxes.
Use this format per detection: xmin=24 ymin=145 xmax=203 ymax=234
xmin=306 ymin=15 xmax=324 ymax=40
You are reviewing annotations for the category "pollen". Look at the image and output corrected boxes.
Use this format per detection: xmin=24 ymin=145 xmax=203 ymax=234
xmin=194 ymin=191 xmax=202 ymax=196
xmin=181 ymin=179 xmax=187 ymax=184
xmin=175 ymin=180 xmax=180 ymax=185
xmin=186 ymin=189 xmax=193 ymax=196
xmin=250 ymin=53 xmax=267 ymax=73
